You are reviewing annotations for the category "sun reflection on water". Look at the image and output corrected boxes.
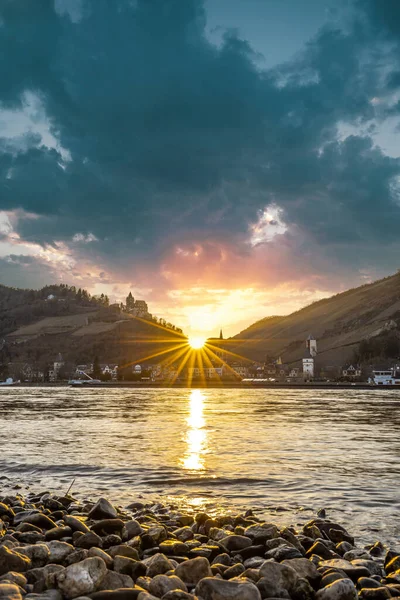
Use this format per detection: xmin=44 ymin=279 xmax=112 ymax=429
xmin=182 ymin=389 xmax=207 ymax=470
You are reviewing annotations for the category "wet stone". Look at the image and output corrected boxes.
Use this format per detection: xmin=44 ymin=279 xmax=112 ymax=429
xmin=91 ymin=520 xmax=124 ymax=536
xmin=64 ymin=517 xmax=90 ymax=534
xmin=266 ymin=544 xmax=304 ymax=561
xmin=0 ymin=583 xmax=23 ymax=600
xmin=75 ymin=532 xmax=103 ymax=549
xmin=45 ymin=527 xmax=73 ymax=541
xmin=196 ymin=576 xmax=262 ymax=600
xmin=316 ymin=578 xmax=358 ymax=600
xmin=359 ymin=588 xmax=392 ymax=600
xmin=174 ymin=556 xmax=213 ymax=585
xmin=0 ymin=546 xmax=31 ymax=576
xmin=55 ymin=557 xmax=108 ymax=599
xmin=148 ymin=573 xmax=187 ymax=597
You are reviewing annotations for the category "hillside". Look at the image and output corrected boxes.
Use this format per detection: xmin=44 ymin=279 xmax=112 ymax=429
xmin=0 ymin=284 xmax=186 ymax=373
xmin=228 ymin=272 xmax=400 ymax=366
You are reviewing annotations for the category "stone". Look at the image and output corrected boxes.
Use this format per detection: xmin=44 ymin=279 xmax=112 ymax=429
xmin=172 ymin=528 xmax=194 ymax=542
xmin=357 ymin=578 xmax=382 ymax=590
xmin=91 ymin=590 xmax=147 ymax=600
xmin=75 ymin=532 xmax=103 ymax=550
xmin=45 ymin=527 xmax=73 ymax=541
xmin=245 ymin=524 xmax=279 ymax=543
xmin=174 ymin=556 xmax=213 ymax=585
xmin=359 ymin=588 xmax=392 ymax=600
xmin=0 ymin=572 xmax=27 ymax=588
xmin=25 ymin=590 xmax=62 ymax=600
xmin=0 ymin=583 xmax=23 ymax=600
xmin=18 ymin=514 xmax=57 ymax=531
xmin=91 ymin=520 xmax=125 ymax=536
xmin=223 ymin=563 xmax=245 ymax=579
xmin=0 ymin=546 xmax=31 ymax=576
xmin=146 ymin=554 xmax=174 ymax=578
xmin=259 ymin=560 xmax=299 ymax=595
xmin=46 ymin=541 xmax=75 ymax=564
xmin=137 ymin=594 xmax=159 ymax=600
xmin=306 ymin=542 xmax=334 ymax=560
xmin=108 ymin=546 xmax=139 ymax=561
xmin=14 ymin=544 xmax=50 ymax=569
xmin=320 ymin=560 xmax=371 ymax=581
xmin=385 ymin=557 xmax=400 ymax=575
xmin=161 ymin=592 xmax=196 ymax=600
xmin=88 ymin=499 xmax=118 ymax=521
xmin=149 ymin=574 xmax=187 ymax=597
xmin=352 ymin=560 xmax=382 ymax=577
xmin=55 ymin=557 xmax=108 ymax=599
xmin=196 ymin=577 xmax=262 ymax=599
xmin=220 ymin=536 xmax=252 ymax=552
xmin=316 ymin=578 xmax=358 ymax=600
xmin=97 ymin=570 xmax=134 ymax=590
xmin=26 ymin=564 xmax=65 ymax=593
xmin=211 ymin=554 xmax=232 ymax=567
xmin=64 ymin=517 xmax=90 ymax=534
xmin=122 ymin=520 xmax=143 ymax=540
xmin=65 ymin=550 xmax=89 ymax=566
xmin=266 ymin=545 xmax=303 ymax=561
xmin=283 ymin=558 xmax=321 ymax=586
xmin=87 ymin=548 xmax=113 ymax=568
xmin=159 ymin=540 xmax=190 ymax=556
xmin=243 ymin=557 xmax=264 ymax=569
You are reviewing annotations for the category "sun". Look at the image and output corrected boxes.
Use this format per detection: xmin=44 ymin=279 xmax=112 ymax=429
xmin=188 ymin=336 xmax=206 ymax=349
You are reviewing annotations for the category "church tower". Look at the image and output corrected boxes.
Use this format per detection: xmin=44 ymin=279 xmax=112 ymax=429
xmin=306 ymin=334 xmax=317 ymax=357
xmin=219 ymin=329 xmax=223 ymax=340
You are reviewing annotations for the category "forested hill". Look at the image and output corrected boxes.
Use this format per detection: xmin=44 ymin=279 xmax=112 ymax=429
xmin=0 ymin=283 xmax=185 ymax=370
xmin=228 ymin=271 xmax=400 ymax=366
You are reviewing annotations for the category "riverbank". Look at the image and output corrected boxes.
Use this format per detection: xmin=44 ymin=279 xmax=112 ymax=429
xmin=5 ymin=381 xmax=391 ymax=389
xmin=0 ymin=490 xmax=396 ymax=600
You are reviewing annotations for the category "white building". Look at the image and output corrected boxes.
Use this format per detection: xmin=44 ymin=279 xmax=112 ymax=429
xmin=342 ymin=365 xmax=362 ymax=379
xmin=306 ymin=334 xmax=317 ymax=357
xmin=302 ymin=349 xmax=314 ymax=379
xmin=187 ymin=367 xmax=224 ymax=379
xmin=49 ymin=353 xmax=64 ymax=381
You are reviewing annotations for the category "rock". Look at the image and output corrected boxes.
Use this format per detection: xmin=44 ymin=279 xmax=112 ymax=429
xmin=75 ymin=533 xmax=103 ymax=550
xmin=315 ymin=578 xmax=358 ymax=600
xmin=108 ymin=547 xmax=139 ymax=561
xmin=91 ymin=520 xmax=124 ymax=536
xmin=175 ymin=556 xmax=213 ymax=585
xmin=14 ymin=544 xmax=50 ymax=569
xmin=223 ymin=563 xmax=245 ymax=579
xmin=46 ymin=541 xmax=75 ymax=564
xmin=320 ymin=560 xmax=371 ymax=581
xmin=0 ymin=572 xmax=27 ymax=588
xmin=64 ymin=517 xmax=90 ymax=534
xmin=97 ymin=570 xmax=134 ymax=590
xmin=88 ymin=499 xmax=118 ymax=521
xmin=243 ymin=557 xmax=264 ymax=569
xmin=161 ymin=592 xmax=196 ymax=600
xmin=266 ymin=545 xmax=304 ymax=561
xmin=321 ymin=573 xmax=348 ymax=588
xmin=259 ymin=560 xmax=299 ymax=595
xmin=306 ymin=542 xmax=334 ymax=560
xmin=357 ymin=578 xmax=382 ymax=590
xmin=25 ymin=590 xmax=62 ymax=600
xmin=122 ymin=521 xmax=143 ymax=540
xmin=159 ymin=540 xmax=190 ymax=556
xmin=244 ymin=524 xmax=279 ymax=543
xmin=65 ymin=550 xmax=89 ymax=566
xmin=172 ymin=528 xmax=194 ymax=543
xmin=352 ymin=560 xmax=382 ymax=577
xmin=18 ymin=514 xmax=57 ymax=531
xmin=359 ymin=588 xmax=391 ymax=600
xmin=220 ymin=536 xmax=252 ymax=552
xmin=146 ymin=554 xmax=174 ymax=578
xmin=385 ymin=557 xmax=400 ymax=575
xmin=87 ymin=549 xmax=113 ymax=568
xmin=196 ymin=577 xmax=262 ymax=599
xmin=211 ymin=555 xmax=232 ymax=567
xmin=137 ymin=594 xmax=159 ymax=600
xmin=283 ymin=558 xmax=321 ymax=586
xmin=45 ymin=527 xmax=73 ymax=541
xmin=336 ymin=543 xmax=354 ymax=556
xmin=149 ymin=574 xmax=187 ymax=597
xmin=0 ymin=546 xmax=31 ymax=576
xmin=0 ymin=583 xmax=23 ymax=600
xmin=55 ymin=557 xmax=108 ymax=599
xmin=91 ymin=590 xmax=147 ymax=600
xmin=26 ymin=564 xmax=65 ymax=593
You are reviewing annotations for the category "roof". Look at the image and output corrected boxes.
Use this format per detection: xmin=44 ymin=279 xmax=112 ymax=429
xmin=307 ymin=334 xmax=316 ymax=340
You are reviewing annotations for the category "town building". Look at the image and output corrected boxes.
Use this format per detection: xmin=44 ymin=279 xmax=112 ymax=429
xmin=306 ymin=334 xmax=317 ymax=357
xmin=187 ymin=366 xmax=225 ymax=379
xmin=49 ymin=353 xmax=64 ymax=381
xmin=302 ymin=349 xmax=314 ymax=379
xmin=342 ymin=365 xmax=362 ymax=379
xmin=100 ymin=364 xmax=118 ymax=380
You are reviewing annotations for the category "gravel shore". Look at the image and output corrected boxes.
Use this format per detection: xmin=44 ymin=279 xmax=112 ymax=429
xmin=0 ymin=491 xmax=396 ymax=600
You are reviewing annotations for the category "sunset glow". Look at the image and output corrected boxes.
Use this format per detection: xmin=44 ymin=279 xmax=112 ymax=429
xmin=188 ymin=336 xmax=207 ymax=350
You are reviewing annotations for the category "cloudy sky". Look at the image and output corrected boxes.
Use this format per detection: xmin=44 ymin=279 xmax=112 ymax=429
xmin=1 ymin=0 xmax=400 ymax=337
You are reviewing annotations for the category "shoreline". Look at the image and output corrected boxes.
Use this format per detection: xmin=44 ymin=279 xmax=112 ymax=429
xmin=0 ymin=490 xmax=394 ymax=600
xmin=2 ymin=382 xmax=396 ymax=390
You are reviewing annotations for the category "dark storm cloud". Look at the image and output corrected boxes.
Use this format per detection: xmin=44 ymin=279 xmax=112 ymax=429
xmin=0 ymin=0 xmax=400 ymax=278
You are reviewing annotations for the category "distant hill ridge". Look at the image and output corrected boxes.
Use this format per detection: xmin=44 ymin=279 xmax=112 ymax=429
xmin=230 ymin=271 xmax=400 ymax=366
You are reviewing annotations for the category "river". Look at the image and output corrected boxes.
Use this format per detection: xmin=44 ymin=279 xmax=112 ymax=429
xmin=1 ymin=387 xmax=399 ymax=545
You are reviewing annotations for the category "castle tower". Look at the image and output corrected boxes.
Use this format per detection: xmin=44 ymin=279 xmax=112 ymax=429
xmin=306 ymin=334 xmax=317 ymax=357
xmin=219 ymin=329 xmax=223 ymax=340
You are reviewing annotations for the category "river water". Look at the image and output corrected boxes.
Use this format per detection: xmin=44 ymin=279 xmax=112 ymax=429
xmin=1 ymin=387 xmax=399 ymax=545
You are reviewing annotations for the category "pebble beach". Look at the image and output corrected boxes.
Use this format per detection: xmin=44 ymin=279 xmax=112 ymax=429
xmin=0 ymin=490 xmax=397 ymax=600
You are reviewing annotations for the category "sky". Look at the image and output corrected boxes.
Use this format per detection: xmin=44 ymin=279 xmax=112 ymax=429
xmin=1 ymin=0 xmax=400 ymax=337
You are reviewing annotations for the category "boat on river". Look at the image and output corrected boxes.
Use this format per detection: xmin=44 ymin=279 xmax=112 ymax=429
xmin=0 ymin=377 xmax=19 ymax=386
xmin=370 ymin=368 xmax=400 ymax=385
